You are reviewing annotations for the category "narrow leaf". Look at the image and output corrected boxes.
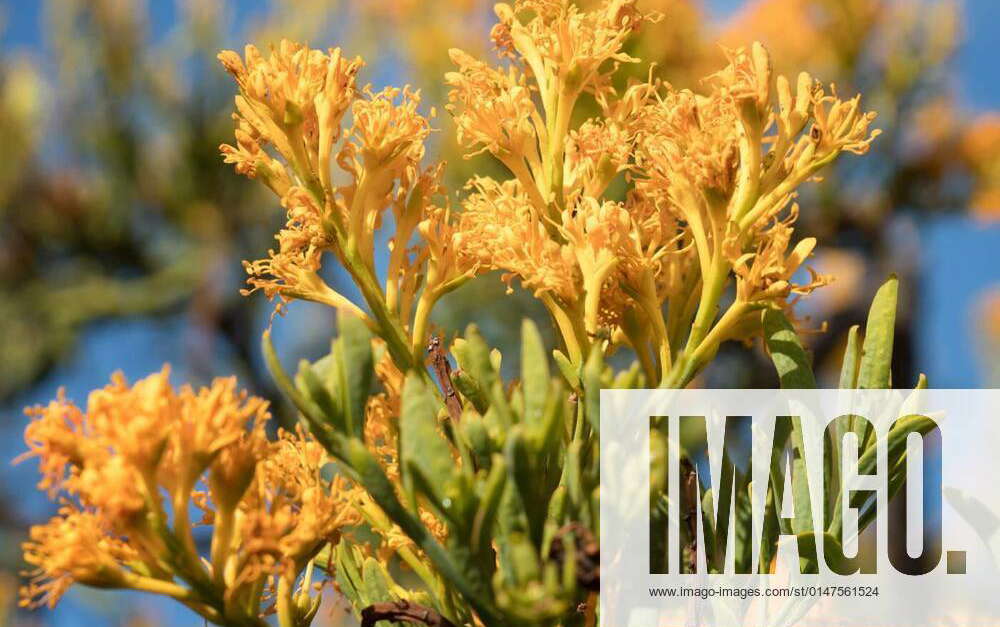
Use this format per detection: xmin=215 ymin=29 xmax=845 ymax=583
xmin=553 ymin=349 xmax=580 ymax=391
xmin=583 ymin=346 xmax=604 ymax=432
xmin=262 ymin=331 xmax=337 ymax=448
xmin=400 ymin=373 xmax=457 ymax=512
xmin=453 ymin=326 xmax=498 ymax=391
xmin=336 ymin=311 xmax=374 ymax=439
xmin=520 ymin=319 xmax=550 ymax=427
xmin=460 ymin=410 xmax=494 ymax=467
xmin=296 ymin=360 xmax=346 ymax=434
xmin=762 ymin=308 xmax=817 ymax=389
xmin=453 ymin=370 xmax=489 ymax=413
xmin=857 ymin=276 xmax=898 ymax=390
xmin=471 ymin=457 xmax=507 ymax=554
xmin=361 ymin=557 xmax=393 ymax=605
xmin=506 ymin=427 xmax=546 ymax=549
xmin=854 ymin=414 xmax=938 ymax=533
xmin=838 ymin=325 xmax=861 ymax=389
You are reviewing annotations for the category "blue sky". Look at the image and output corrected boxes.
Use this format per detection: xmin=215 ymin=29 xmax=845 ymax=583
xmin=0 ymin=0 xmax=997 ymax=623
xmin=3 ymin=0 xmax=998 ymax=110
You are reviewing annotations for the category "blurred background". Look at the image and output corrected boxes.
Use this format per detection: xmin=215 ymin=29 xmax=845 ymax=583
xmin=0 ymin=0 xmax=996 ymax=624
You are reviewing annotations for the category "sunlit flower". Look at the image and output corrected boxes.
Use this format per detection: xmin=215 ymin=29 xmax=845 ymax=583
xmin=16 ymin=367 xmax=349 ymax=618
xmin=492 ymin=0 xmax=648 ymax=94
xmin=565 ymin=116 xmax=635 ymax=198
xmin=634 ymin=86 xmax=741 ymax=198
xmin=75 ymin=456 xmax=148 ymax=523
xmin=20 ymin=508 xmax=134 ymax=609
xmin=20 ymin=394 xmax=100 ymax=496
xmin=241 ymin=187 xmax=347 ymax=311
xmin=729 ymin=217 xmax=829 ymax=303
xmin=85 ymin=368 xmax=176 ymax=473
xmin=238 ymin=429 xmax=361 ymax=579
xmin=18 ymin=2 xmax=904 ymax=624
xmin=220 ymin=42 xmax=459 ymax=361
xmin=445 ymin=49 xmax=540 ymax=160
xmin=457 ymin=177 xmax=578 ymax=302
xmin=218 ymin=41 xmax=363 ymax=190
xmin=349 ymin=86 xmax=430 ymax=173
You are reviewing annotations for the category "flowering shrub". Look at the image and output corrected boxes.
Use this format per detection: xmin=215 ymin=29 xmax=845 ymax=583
xmin=17 ymin=1 xmax=910 ymax=625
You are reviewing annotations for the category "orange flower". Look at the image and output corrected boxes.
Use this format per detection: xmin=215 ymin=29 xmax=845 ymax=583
xmin=20 ymin=508 xmax=134 ymax=609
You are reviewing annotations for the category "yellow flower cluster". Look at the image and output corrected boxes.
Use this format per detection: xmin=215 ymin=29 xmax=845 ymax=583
xmin=219 ymin=41 xmax=476 ymax=367
xmin=220 ymin=2 xmax=879 ymax=388
xmin=220 ymin=8 xmax=882 ymax=392
xmin=18 ymin=368 xmax=361 ymax=625
xmin=443 ymin=1 xmax=878 ymax=385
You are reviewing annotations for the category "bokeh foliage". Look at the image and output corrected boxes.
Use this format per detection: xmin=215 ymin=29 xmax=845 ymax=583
xmin=0 ymin=0 xmax=997 ymax=624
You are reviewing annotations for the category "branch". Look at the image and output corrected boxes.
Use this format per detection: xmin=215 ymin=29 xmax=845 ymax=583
xmin=548 ymin=522 xmax=600 ymax=591
xmin=360 ymin=600 xmax=457 ymax=627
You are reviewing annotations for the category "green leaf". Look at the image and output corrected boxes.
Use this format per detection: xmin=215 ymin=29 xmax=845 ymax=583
xmin=700 ymin=488 xmax=717 ymax=564
xmin=790 ymin=446 xmax=814 ymax=536
xmin=552 ymin=349 xmax=579 ymax=389
xmin=490 ymin=348 xmax=503 ymax=374
xmin=854 ymin=414 xmax=938 ymax=533
xmin=336 ymin=311 xmax=374 ymax=439
xmin=520 ymin=319 xmax=549 ymax=427
xmin=857 ymin=276 xmax=898 ymax=390
xmin=529 ymin=379 xmax=565 ymax=455
xmin=505 ymin=532 xmax=541 ymax=586
xmin=613 ymin=361 xmax=645 ymax=389
xmin=821 ymin=532 xmax=853 ymax=574
xmin=453 ymin=325 xmax=498 ymax=391
xmin=340 ymin=439 xmax=502 ymax=623
xmin=460 ymin=410 xmax=493 ymax=467
xmin=506 ymin=427 xmax=546 ymax=549
xmin=546 ymin=484 xmax=567 ymax=527
xmin=583 ymin=346 xmax=604 ymax=432
xmin=400 ymin=373 xmax=458 ymax=513
xmin=453 ymin=369 xmax=489 ymax=413
xmin=296 ymin=359 xmax=346 ymax=434
xmin=839 ymin=325 xmax=861 ymax=389
xmin=762 ymin=308 xmax=817 ymax=389
xmin=488 ymin=380 xmax=516 ymax=429
xmin=471 ymin=457 xmax=507 ymax=554
xmin=361 ymin=557 xmax=394 ymax=605
xmin=334 ymin=543 xmax=364 ymax=613
xmin=262 ymin=331 xmax=338 ymax=449
xmin=564 ymin=440 xmax=586 ymax=525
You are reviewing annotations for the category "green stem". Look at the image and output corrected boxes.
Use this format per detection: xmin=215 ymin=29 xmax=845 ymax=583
xmin=210 ymin=505 xmax=236 ymax=587
xmin=410 ymin=288 xmax=436 ymax=358
xmin=665 ymin=301 xmax=752 ymax=388
xmin=126 ymin=575 xmax=235 ymax=626
xmin=541 ymin=293 xmax=586 ymax=365
xmin=342 ymin=248 xmax=416 ymax=372
xmin=621 ymin=321 xmax=657 ymax=386
xmin=546 ymin=85 xmax=576 ymax=215
xmin=505 ymin=156 xmax=550 ymax=217
xmin=172 ymin=479 xmax=199 ymax=567
xmin=730 ymin=110 xmax=763 ymax=224
xmin=634 ymin=273 xmax=672 ymax=380
xmin=684 ymin=258 xmax=730 ymax=354
xmin=276 ymin=573 xmax=296 ymax=627
xmin=125 ymin=573 xmax=197 ymax=601
xmin=285 ymin=125 xmax=325 ymax=203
